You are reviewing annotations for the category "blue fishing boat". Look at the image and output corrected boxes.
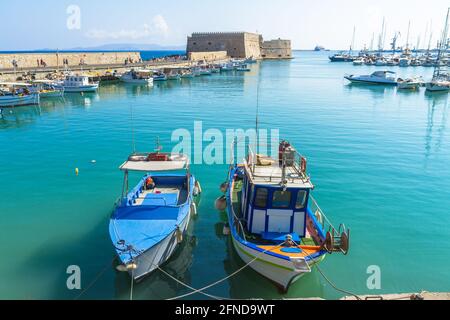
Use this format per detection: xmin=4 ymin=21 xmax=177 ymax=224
xmin=109 ymin=148 xmax=201 ymax=281
xmin=223 ymin=141 xmax=350 ymax=292
xmin=153 ymin=72 xmax=168 ymax=82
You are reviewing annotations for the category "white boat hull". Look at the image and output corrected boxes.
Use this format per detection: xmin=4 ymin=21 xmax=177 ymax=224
xmin=129 ymin=206 xmax=193 ymax=281
xmin=61 ymin=84 xmax=99 ymax=93
xmin=426 ymin=82 xmax=450 ymax=92
xmin=231 ymin=238 xmax=322 ymax=291
xmin=0 ymin=94 xmax=39 ymax=107
xmin=121 ymin=78 xmax=153 ymax=85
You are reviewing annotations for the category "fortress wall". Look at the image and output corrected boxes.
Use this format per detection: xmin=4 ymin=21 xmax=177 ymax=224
xmin=188 ymin=51 xmax=228 ymax=61
xmin=0 ymin=52 xmax=142 ymax=69
xmin=261 ymin=39 xmax=292 ymax=59
xmin=187 ymin=32 xmax=261 ymax=59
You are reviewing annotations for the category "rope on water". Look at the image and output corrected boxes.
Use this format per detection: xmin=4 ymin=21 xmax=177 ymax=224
xmin=314 ymin=264 xmax=362 ymax=300
xmin=73 ymin=257 xmax=116 ymax=300
xmin=165 ymin=243 xmax=284 ymax=301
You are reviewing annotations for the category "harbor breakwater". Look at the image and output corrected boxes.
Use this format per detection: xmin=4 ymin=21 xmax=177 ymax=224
xmin=0 ymin=51 xmax=142 ymax=70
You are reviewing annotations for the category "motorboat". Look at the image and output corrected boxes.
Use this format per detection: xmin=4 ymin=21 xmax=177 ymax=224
xmin=344 ymin=71 xmax=398 ymax=85
xmin=223 ymin=141 xmax=349 ymax=292
xmin=109 ymin=149 xmax=201 ymax=281
xmin=56 ymin=75 xmax=99 ymax=93
xmin=167 ymin=73 xmax=181 ymax=81
xmin=235 ymin=64 xmax=251 ymax=72
xmin=353 ymin=59 xmax=364 ymax=66
xmin=153 ymin=72 xmax=168 ymax=82
xmin=120 ymin=69 xmax=154 ymax=85
xmin=398 ymin=58 xmax=411 ymax=67
xmin=329 ymin=52 xmax=355 ymax=62
xmin=397 ymin=77 xmax=424 ymax=90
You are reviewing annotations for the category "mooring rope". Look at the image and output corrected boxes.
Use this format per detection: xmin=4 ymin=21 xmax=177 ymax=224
xmin=165 ymin=243 xmax=285 ymax=301
xmin=313 ymin=264 xmax=362 ymax=300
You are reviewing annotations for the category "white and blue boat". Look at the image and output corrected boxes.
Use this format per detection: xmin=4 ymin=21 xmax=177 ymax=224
xmin=344 ymin=71 xmax=398 ymax=85
xmin=153 ymin=72 xmax=168 ymax=82
xmin=109 ymin=150 xmax=201 ymax=281
xmin=223 ymin=141 xmax=349 ymax=292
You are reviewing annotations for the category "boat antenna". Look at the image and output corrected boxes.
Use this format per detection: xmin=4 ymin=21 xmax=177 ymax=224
xmin=255 ymin=60 xmax=261 ymax=154
xmin=130 ymin=104 xmax=136 ymax=154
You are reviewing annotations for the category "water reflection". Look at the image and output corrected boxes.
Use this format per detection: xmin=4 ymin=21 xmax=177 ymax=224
xmin=424 ymin=93 xmax=449 ymax=164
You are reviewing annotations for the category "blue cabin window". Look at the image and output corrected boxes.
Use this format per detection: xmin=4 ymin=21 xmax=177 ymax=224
xmin=295 ymin=190 xmax=308 ymax=209
xmin=272 ymin=191 xmax=291 ymax=208
xmin=254 ymin=188 xmax=268 ymax=208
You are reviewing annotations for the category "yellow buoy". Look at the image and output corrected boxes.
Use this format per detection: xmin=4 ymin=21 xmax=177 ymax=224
xmin=75 ymin=168 xmax=79 ymax=176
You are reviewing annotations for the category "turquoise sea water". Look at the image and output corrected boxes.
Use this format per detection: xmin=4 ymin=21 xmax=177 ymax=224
xmin=0 ymin=51 xmax=449 ymax=300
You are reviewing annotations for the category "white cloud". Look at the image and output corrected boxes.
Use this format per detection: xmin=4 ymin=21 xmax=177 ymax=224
xmin=86 ymin=15 xmax=169 ymax=40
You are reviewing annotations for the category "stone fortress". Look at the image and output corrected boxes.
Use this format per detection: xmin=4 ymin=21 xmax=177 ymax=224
xmin=186 ymin=32 xmax=292 ymax=60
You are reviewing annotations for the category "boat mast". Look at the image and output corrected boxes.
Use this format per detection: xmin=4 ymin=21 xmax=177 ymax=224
xmin=433 ymin=7 xmax=449 ymax=80
xmin=349 ymin=25 xmax=356 ymax=55
xmin=405 ymin=20 xmax=411 ymax=51
xmin=378 ymin=17 xmax=386 ymax=56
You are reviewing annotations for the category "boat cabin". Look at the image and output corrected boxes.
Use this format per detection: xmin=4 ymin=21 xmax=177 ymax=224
xmin=240 ymin=142 xmax=314 ymax=242
xmin=119 ymin=152 xmax=193 ymax=209
xmin=64 ymin=75 xmax=92 ymax=87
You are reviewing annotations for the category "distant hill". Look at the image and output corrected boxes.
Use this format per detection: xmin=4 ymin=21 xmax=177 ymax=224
xmin=69 ymin=43 xmax=186 ymax=51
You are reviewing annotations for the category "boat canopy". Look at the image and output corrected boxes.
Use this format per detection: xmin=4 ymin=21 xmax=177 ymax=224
xmin=120 ymin=153 xmax=189 ymax=172
xmin=372 ymin=71 xmax=396 ymax=76
xmin=0 ymin=82 xmax=32 ymax=87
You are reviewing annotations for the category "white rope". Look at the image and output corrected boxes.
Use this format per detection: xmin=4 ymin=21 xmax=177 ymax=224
xmin=166 ymin=243 xmax=284 ymax=301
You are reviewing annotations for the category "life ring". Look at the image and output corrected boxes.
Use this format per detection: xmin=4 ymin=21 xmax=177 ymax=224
xmin=301 ymin=157 xmax=307 ymax=173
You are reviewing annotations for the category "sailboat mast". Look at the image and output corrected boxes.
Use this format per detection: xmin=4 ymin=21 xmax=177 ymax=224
xmin=433 ymin=8 xmax=449 ymax=80
xmin=406 ymin=20 xmax=411 ymax=50
xmin=349 ymin=25 xmax=356 ymax=55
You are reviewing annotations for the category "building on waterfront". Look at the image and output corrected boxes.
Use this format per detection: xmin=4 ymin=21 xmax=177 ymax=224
xmin=186 ymin=32 xmax=292 ymax=60
xmin=261 ymin=39 xmax=292 ymax=59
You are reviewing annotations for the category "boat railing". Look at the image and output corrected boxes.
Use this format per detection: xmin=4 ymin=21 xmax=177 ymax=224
xmin=228 ymin=178 xmax=247 ymax=242
xmin=309 ymin=195 xmax=336 ymax=233
xmin=309 ymin=195 xmax=350 ymax=255
xmin=246 ymin=144 xmax=310 ymax=182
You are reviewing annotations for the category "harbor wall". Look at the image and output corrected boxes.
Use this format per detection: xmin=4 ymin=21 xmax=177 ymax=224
xmin=0 ymin=52 xmax=142 ymax=70
xmin=261 ymin=39 xmax=292 ymax=59
xmin=188 ymin=51 xmax=228 ymax=61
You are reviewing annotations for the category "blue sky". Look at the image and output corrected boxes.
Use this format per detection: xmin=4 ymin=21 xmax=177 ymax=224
xmin=0 ymin=0 xmax=448 ymax=50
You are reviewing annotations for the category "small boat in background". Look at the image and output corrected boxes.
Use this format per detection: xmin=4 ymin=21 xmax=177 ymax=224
xmin=167 ymin=73 xmax=181 ymax=81
xmin=120 ymin=69 xmax=154 ymax=85
xmin=180 ymin=70 xmax=195 ymax=78
xmin=353 ymin=58 xmax=364 ymax=66
xmin=245 ymin=57 xmax=258 ymax=64
xmin=0 ymin=90 xmax=39 ymax=107
xmin=329 ymin=53 xmax=354 ymax=62
xmin=397 ymin=77 xmax=423 ymax=90
xmin=425 ymin=8 xmax=449 ymax=93
xmin=30 ymin=81 xmax=64 ymax=98
xmin=345 ymin=71 xmax=398 ymax=85
xmin=398 ymin=57 xmax=411 ymax=67
xmin=220 ymin=63 xmax=235 ymax=72
xmin=153 ymin=72 xmax=168 ymax=82
xmin=109 ymin=147 xmax=201 ymax=281
xmin=236 ymin=64 xmax=251 ymax=72
xmin=56 ymin=75 xmax=99 ymax=93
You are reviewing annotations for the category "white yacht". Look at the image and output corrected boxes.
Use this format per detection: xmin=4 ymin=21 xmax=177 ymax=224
xmin=56 ymin=75 xmax=99 ymax=93
xmin=120 ymin=70 xmax=154 ymax=85
xmin=345 ymin=71 xmax=398 ymax=85
xmin=397 ymin=77 xmax=424 ymax=90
